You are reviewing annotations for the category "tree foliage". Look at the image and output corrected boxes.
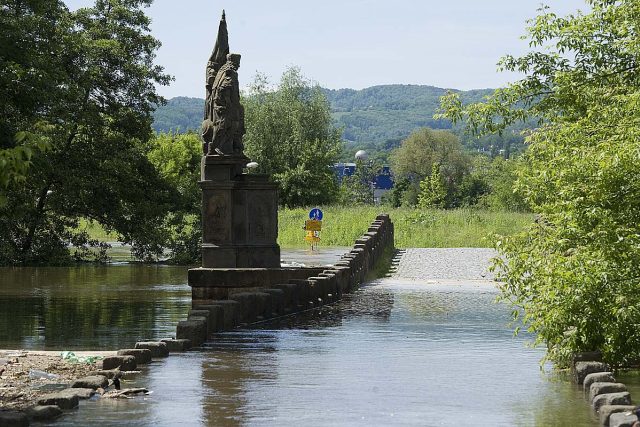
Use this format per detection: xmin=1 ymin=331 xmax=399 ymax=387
xmin=338 ymin=159 xmax=375 ymax=206
xmin=439 ymin=0 xmax=640 ymax=366
xmin=390 ymin=128 xmax=469 ymax=208
xmin=458 ymin=155 xmax=528 ymax=211
xmin=243 ymin=67 xmax=342 ymax=208
xmin=417 ymin=164 xmax=447 ymax=209
xmin=0 ymin=0 xmax=175 ymax=265
xmin=147 ymin=132 xmax=202 ymax=264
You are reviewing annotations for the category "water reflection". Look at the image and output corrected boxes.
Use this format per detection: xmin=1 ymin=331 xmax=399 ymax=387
xmin=0 ymin=248 xmax=348 ymax=350
xmin=59 ymin=280 xmax=598 ymax=427
xmin=1 ymin=259 xmax=602 ymax=426
xmin=0 ymin=265 xmax=190 ymax=349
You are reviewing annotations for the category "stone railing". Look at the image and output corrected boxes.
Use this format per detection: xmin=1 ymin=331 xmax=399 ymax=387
xmin=176 ymin=214 xmax=394 ymax=346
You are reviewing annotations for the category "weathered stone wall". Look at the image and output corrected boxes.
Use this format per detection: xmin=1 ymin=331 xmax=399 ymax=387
xmin=177 ymin=214 xmax=394 ymax=346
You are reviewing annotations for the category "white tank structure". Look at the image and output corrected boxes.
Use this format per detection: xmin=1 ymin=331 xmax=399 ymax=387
xmin=355 ymin=150 xmax=368 ymax=161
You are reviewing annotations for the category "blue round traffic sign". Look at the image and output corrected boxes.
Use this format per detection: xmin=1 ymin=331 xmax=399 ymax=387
xmin=309 ymin=208 xmax=323 ymax=220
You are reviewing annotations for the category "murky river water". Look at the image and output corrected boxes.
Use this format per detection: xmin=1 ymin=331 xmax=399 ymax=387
xmin=0 ymin=249 xmax=602 ymax=426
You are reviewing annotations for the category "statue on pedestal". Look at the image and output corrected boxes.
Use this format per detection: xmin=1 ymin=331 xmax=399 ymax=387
xmin=202 ymin=11 xmax=245 ymax=156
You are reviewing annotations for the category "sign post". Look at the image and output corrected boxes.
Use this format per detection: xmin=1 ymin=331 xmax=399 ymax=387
xmin=304 ymin=208 xmax=323 ymax=250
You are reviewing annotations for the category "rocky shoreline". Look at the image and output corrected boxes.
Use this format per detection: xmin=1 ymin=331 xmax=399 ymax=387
xmin=0 ymin=344 xmax=177 ymax=425
xmin=0 ymin=351 xmax=112 ymax=412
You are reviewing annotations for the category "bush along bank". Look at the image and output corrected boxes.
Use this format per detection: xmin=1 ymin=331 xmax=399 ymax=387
xmin=572 ymin=352 xmax=640 ymax=427
xmin=0 ymin=215 xmax=394 ymax=426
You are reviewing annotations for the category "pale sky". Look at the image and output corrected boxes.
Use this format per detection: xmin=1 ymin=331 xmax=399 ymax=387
xmin=64 ymin=0 xmax=588 ymax=98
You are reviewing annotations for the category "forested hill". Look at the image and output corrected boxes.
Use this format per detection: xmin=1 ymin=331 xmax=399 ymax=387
xmin=152 ymin=84 xmax=492 ymax=139
xmin=322 ymin=85 xmax=493 ymax=143
xmin=152 ymin=96 xmax=203 ymax=134
xmin=152 ymin=85 xmax=523 ymax=160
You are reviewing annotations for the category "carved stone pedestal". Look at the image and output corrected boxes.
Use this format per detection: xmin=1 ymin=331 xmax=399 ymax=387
xmin=199 ymin=154 xmax=280 ymax=268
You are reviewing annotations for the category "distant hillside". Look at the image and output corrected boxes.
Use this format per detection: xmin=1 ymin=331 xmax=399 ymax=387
xmin=153 ymin=85 xmax=492 ymax=138
xmin=153 ymin=96 xmax=203 ymax=133
xmin=322 ymin=85 xmax=493 ymax=143
xmin=152 ymin=85 xmax=524 ymax=161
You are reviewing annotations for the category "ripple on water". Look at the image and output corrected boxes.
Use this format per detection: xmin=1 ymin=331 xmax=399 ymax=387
xmin=4 ymin=269 xmax=598 ymax=426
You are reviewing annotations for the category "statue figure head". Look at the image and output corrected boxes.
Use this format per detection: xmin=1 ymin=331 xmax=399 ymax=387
xmin=227 ymin=53 xmax=241 ymax=69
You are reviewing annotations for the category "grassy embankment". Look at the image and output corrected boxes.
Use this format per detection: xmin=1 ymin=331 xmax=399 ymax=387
xmin=281 ymin=207 xmax=530 ymax=248
xmin=81 ymin=208 xmax=532 ymax=249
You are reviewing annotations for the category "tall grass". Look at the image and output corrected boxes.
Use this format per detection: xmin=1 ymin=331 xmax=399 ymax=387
xmin=77 ymin=218 xmax=119 ymax=241
xmin=279 ymin=207 xmax=532 ymax=248
xmin=82 ymin=207 xmax=532 ymax=249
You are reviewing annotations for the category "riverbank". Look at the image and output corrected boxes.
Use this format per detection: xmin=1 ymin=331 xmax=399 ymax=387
xmin=0 ymin=350 xmax=114 ymax=411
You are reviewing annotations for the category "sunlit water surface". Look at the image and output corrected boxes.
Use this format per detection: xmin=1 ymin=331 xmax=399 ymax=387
xmin=0 ymin=249 xmax=601 ymax=426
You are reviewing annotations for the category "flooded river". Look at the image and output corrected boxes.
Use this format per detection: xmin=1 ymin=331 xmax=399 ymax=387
xmin=0 ymin=249 xmax=599 ymax=426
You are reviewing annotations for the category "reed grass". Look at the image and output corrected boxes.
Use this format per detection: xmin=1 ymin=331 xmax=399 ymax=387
xmin=278 ymin=206 xmax=532 ymax=248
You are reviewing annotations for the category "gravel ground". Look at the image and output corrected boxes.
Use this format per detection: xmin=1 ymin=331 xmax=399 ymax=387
xmin=391 ymin=248 xmax=498 ymax=281
xmin=0 ymin=351 xmax=107 ymax=411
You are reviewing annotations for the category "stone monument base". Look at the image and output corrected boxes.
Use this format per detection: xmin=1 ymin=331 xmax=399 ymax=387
xmin=199 ymin=154 xmax=280 ymax=268
xmin=201 ymin=244 xmax=280 ymax=269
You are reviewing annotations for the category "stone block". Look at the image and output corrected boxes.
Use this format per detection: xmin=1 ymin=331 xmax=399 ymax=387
xmin=590 ymin=382 xmax=627 ymax=402
xmin=189 ymin=309 xmax=213 ymax=332
xmin=0 ymin=411 xmax=29 ymax=426
xmin=194 ymin=305 xmax=225 ymax=332
xmin=71 ymin=375 xmax=108 ymax=390
xmin=305 ymin=279 xmax=324 ymax=306
xmin=161 ymin=338 xmax=191 ymax=352
xmin=326 ymin=266 xmax=352 ymax=294
xmin=117 ymin=349 xmax=152 ymax=364
xmin=229 ymin=292 xmax=257 ymax=324
xmin=573 ymin=351 xmax=603 ymax=364
xmin=102 ymin=355 xmax=137 ymax=371
xmin=289 ymin=280 xmax=313 ymax=309
xmin=584 ymin=372 xmax=616 ymax=392
xmin=26 ymin=405 xmax=62 ymax=421
xmin=319 ymin=272 xmax=339 ymax=300
xmin=38 ymin=390 xmax=79 ymax=410
xmin=64 ymin=388 xmax=95 ymax=399
xmin=609 ymin=412 xmax=638 ymax=427
xmin=187 ymin=316 xmax=209 ymax=338
xmin=575 ymin=361 xmax=610 ymax=384
xmin=254 ymin=292 xmax=273 ymax=321
xmin=176 ymin=319 xmax=207 ymax=347
xmin=135 ymin=341 xmax=169 ymax=357
xmin=593 ymin=392 xmax=632 ymax=413
xmin=270 ymin=284 xmax=298 ymax=313
xmin=599 ymin=405 xmax=636 ymax=427
xmin=263 ymin=289 xmax=285 ymax=316
xmin=316 ymin=275 xmax=336 ymax=302
xmin=89 ymin=369 xmax=121 ymax=379
xmin=206 ymin=300 xmax=239 ymax=330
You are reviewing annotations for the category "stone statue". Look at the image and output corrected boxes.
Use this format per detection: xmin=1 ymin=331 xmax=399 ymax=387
xmin=202 ymin=11 xmax=245 ymax=156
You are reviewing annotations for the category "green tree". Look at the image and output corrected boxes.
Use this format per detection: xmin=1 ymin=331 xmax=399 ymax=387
xmin=417 ymin=163 xmax=447 ymax=208
xmin=456 ymin=155 xmax=528 ymax=211
xmin=0 ymin=0 xmax=66 ymax=205
xmin=0 ymin=0 xmax=175 ymax=265
xmin=147 ymin=132 xmax=202 ymax=264
xmin=439 ymin=0 xmax=640 ymax=367
xmin=339 ymin=159 xmax=375 ymax=205
xmin=390 ymin=128 xmax=469 ymax=207
xmin=243 ymin=67 xmax=343 ymax=208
